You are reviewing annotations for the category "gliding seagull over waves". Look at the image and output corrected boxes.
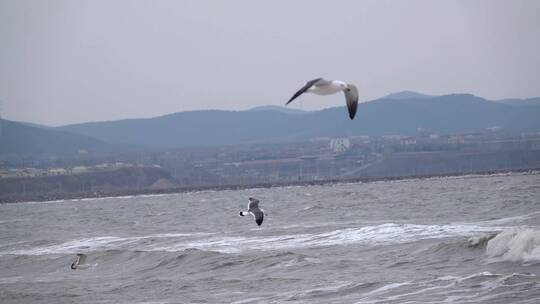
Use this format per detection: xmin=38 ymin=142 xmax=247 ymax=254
xmin=286 ymin=78 xmax=359 ymax=120
xmin=239 ymin=197 xmax=265 ymax=226
xmin=70 ymin=253 xmax=88 ymax=270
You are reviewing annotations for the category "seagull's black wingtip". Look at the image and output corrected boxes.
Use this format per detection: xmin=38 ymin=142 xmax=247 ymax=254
xmin=256 ymin=216 xmax=263 ymax=226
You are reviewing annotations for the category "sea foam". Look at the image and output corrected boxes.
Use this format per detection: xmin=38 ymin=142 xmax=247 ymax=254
xmin=486 ymin=228 xmax=540 ymax=262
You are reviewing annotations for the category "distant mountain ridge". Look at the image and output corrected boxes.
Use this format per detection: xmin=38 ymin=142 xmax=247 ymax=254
xmin=494 ymin=97 xmax=540 ymax=106
xmin=57 ymin=93 xmax=540 ymax=149
xmin=2 ymin=92 xmax=540 ymax=156
xmin=248 ymin=105 xmax=307 ymax=115
xmin=381 ymin=91 xmax=434 ymax=100
xmin=0 ymin=119 xmax=115 ymax=157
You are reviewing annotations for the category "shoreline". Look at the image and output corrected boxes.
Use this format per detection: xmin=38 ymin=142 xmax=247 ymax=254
xmin=1 ymin=167 xmax=539 ymax=204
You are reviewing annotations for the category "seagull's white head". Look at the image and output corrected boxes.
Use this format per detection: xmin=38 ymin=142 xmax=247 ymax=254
xmin=334 ymin=80 xmax=348 ymax=90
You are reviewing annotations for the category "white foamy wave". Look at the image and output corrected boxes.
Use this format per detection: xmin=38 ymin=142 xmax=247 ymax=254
xmin=0 ymin=232 xmax=213 ymax=255
xmin=0 ymin=236 xmax=143 ymax=255
xmin=3 ymin=224 xmax=501 ymax=255
xmin=467 ymin=233 xmax=496 ymax=248
xmin=154 ymin=223 xmax=499 ymax=253
xmin=352 ymin=272 xmax=539 ymax=304
xmin=477 ymin=210 xmax=540 ymax=226
xmin=486 ymin=228 xmax=540 ymax=262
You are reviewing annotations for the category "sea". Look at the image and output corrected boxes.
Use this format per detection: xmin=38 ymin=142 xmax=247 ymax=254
xmin=1 ymin=172 xmax=539 ymax=303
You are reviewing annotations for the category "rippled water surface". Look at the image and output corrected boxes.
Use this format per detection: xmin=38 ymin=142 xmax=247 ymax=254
xmin=1 ymin=173 xmax=540 ymax=303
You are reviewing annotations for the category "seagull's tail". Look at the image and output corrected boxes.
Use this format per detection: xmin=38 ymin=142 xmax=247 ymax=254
xmin=239 ymin=211 xmax=248 ymax=216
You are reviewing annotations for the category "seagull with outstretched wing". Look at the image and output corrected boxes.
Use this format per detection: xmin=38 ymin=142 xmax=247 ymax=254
xmin=286 ymin=78 xmax=359 ymax=120
xmin=239 ymin=197 xmax=265 ymax=226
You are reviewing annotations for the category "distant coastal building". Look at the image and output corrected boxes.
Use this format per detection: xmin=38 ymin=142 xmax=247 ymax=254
xmin=350 ymin=135 xmax=370 ymax=144
xmin=48 ymin=168 xmax=67 ymax=175
xmin=114 ymin=162 xmax=129 ymax=168
xmin=330 ymin=138 xmax=351 ymax=153
xmin=382 ymin=135 xmax=405 ymax=141
xmin=71 ymin=166 xmax=89 ymax=174
xmin=448 ymin=134 xmax=465 ymax=144
xmin=400 ymin=137 xmax=416 ymax=146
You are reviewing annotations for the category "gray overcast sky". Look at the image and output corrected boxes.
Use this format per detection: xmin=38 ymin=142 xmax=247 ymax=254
xmin=1 ymin=0 xmax=539 ymax=126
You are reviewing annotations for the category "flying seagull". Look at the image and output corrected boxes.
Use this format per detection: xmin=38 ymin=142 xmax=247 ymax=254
xmin=70 ymin=253 xmax=88 ymax=270
xmin=286 ymin=78 xmax=359 ymax=120
xmin=239 ymin=197 xmax=265 ymax=226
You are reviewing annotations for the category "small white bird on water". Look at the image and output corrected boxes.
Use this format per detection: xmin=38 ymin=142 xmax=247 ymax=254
xmin=239 ymin=197 xmax=265 ymax=226
xmin=70 ymin=253 xmax=89 ymax=270
xmin=286 ymin=78 xmax=359 ymax=120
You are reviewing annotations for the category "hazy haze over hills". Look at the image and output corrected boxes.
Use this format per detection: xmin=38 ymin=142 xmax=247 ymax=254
xmin=381 ymin=91 xmax=434 ymax=100
xmin=494 ymin=97 xmax=540 ymax=106
xmin=1 ymin=1 xmax=539 ymax=125
xmin=248 ymin=106 xmax=307 ymax=115
xmin=0 ymin=119 xmax=114 ymax=157
xmin=2 ymin=92 xmax=539 ymax=157
xmin=55 ymin=93 xmax=540 ymax=147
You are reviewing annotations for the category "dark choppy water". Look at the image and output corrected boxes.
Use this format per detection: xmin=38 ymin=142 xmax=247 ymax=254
xmin=1 ymin=172 xmax=540 ymax=303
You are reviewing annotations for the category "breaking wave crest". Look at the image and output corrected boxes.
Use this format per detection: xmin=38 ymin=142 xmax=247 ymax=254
xmin=486 ymin=228 xmax=540 ymax=263
xmin=1 ymin=223 xmax=500 ymax=256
